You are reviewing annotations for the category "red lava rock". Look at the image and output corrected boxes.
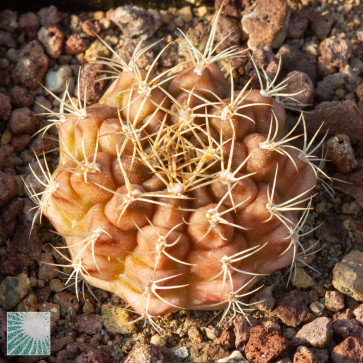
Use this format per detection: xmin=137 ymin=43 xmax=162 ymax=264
xmin=53 ymin=291 xmax=80 ymax=316
xmin=242 ymin=0 xmax=290 ymax=50
xmin=215 ymin=0 xmax=250 ymax=18
xmin=12 ymin=134 xmax=31 ymax=151
xmin=38 ymin=25 xmax=64 ymax=59
xmin=1 ymin=197 xmax=24 ymax=224
xmin=38 ymin=252 xmax=60 ymax=281
xmin=214 ymin=14 xmax=241 ymax=52
xmin=305 ymin=100 xmax=363 ymax=144
xmin=8 ymin=107 xmax=37 ymax=135
xmin=124 ymin=343 xmax=168 ymax=363
xmin=326 ymin=135 xmax=357 ymax=173
xmin=0 ymin=254 xmax=32 ymax=276
xmin=273 ymin=290 xmax=318 ymax=328
xmin=18 ymin=12 xmax=40 ymax=40
xmin=0 ymin=93 xmax=11 ymax=121
xmin=333 ymin=319 xmax=363 ymax=339
xmin=333 ymin=309 xmax=355 ymax=322
xmin=309 ymin=11 xmax=334 ymax=40
xmin=81 ymin=19 xmax=101 ymax=37
xmin=325 ymin=290 xmax=345 ymax=312
xmin=51 ymin=335 xmax=74 ymax=355
xmin=37 ymin=5 xmax=61 ymax=27
xmin=233 ymin=316 xmax=255 ymax=348
xmin=331 ymin=336 xmax=363 ymax=363
xmin=282 ymin=71 xmax=315 ymax=107
xmin=353 ymin=305 xmax=363 ymax=324
xmin=0 ymin=171 xmax=17 ymax=207
xmin=0 ymin=9 xmax=17 ymax=32
xmin=356 ymin=83 xmax=363 ymax=102
xmin=35 ymin=286 xmax=51 ymax=303
xmin=56 ymin=342 xmax=109 ymax=363
xmin=287 ymin=10 xmax=308 ymax=39
xmin=216 ymin=330 xmax=235 ymax=349
xmin=319 ymin=35 xmax=353 ymax=70
xmin=12 ymin=40 xmax=49 ymax=90
xmin=65 ymin=34 xmax=90 ymax=55
xmin=73 ymin=314 xmax=103 ymax=334
xmin=277 ymin=45 xmax=317 ymax=83
xmin=75 ymin=63 xmax=107 ymax=104
xmin=0 ymin=30 xmax=16 ymax=48
xmin=29 ymin=134 xmax=58 ymax=155
xmin=109 ymin=6 xmax=162 ymax=40
xmin=334 ymin=158 xmax=363 ymax=208
xmin=292 ymin=317 xmax=332 ymax=348
xmin=245 ymin=325 xmax=288 ymax=363
xmin=9 ymin=86 xmax=34 ymax=108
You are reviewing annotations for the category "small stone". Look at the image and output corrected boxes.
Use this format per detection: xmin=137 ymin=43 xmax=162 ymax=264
xmin=332 ymin=319 xmax=363 ymax=339
xmin=309 ymin=11 xmax=334 ymax=40
xmin=196 ymin=6 xmax=208 ymax=18
xmin=245 ymin=325 xmax=288 ymax=363
xmin=56 ymin=342 xmax=109 ymax=363
xmin=74 ymin=63 xmax=106 ymax=104
xmin=45 ymin=65 xmax=73 ymax=94
xmin=292 ymin=317 xmax=332 ymax=348
xmin=0 ymin=171 xmax=17 ymax=207
xmin=53 ymin=291 xmax=80 ymax=316
xmin=273 ymin=290 xmax=317 ymax=328
xmin=16 ymin=293 xmax=38 ymax=312
xmin=331 ymin=336 xmax=363 ymax=363
xmin=51 ymin=336 xmax=74 ymax=355
xmin=8 ymin=107 xmax=37 ymax=134
xmin=38 ymin=25 xmax=64 ymax=59
xmin=65 ymin=34 xmax=90 ymax=55
xmin=39 ymin=302 xmax=60 ymax=324
xmin=0 ymin=273 xmax=30 ymax=310
xmin=81 ymin=19 xmax=101 ymax=37
xmin=325 ymin=291 xmax=345 ymax=312
xmin=316 ymin=73 xmax=346 ymax=101
xmin=74 ymin=314 xmax=103 ymax=334
xmin=292 ymin=268 xmax=314 ymax=288
xmin=250 ymin=285 xmax=275 ymax=312
xmin=0 ymin=93 xmax=11 ymax=121
xmin=125 ymin=343 xmax=168 ymax=363
xmin=38 ymin=252 xmax=59 ymax=281
xmin=37 ymin=5 xmax=61 ymax=27
xmin=0 ymin=9 xmax=17 ymax=32
xmin=216 ymin=330 xmax=235 ymax=349
xmin=178 ymin=6 xmax=193 ymax=23
xmin=9 ymin=86 xmax=34 ymax=108
xmin=30 ymin=134 xmax=58 ymax=155
xmin=304 ymin=100 xmax=363 ymax=144
xmin=310 ymin=301 xmax=325 ymax=316
xmin=333 ymin=250 xmax=363 ymax=301
xmin=12 ymin=134 xmax=31 ymax=151
xmin=215 ymin=0 xmax=246 ymax=18
xmin=188 ymin=326 xmax=203 ymax=344
xmin=109 ymin=6 xmax=162 ymax=40
xmin=0 ymin=30 xmax=16 ymax=48
xmin=84 ymin=39 xmax=111 ymax=63
xmin=150 ymin=334 xmax=166 ymax=346
xmin=356 ymin=83 xmax=363 ymax=102
xmin=12 ymin=40 xmax=49 ymax=90
xmin=242 ymin=0 xmax=291 ymax=50
xmin=319 ymin=35 xmax=353 ymax=69
xmin=101 ymin=303 xmax=137 ymax=334
xmin=353 ymin=304 xmax=363 ymax=324
xmin=6 ymin=48 xmax=19 ymax=63
xmin=325 ymin=134 xmax=357 ymax=173
xmin=18 ymin=12 xmax=40 ymax=40
xmin=294 ymin=346 xmax=329 ymax=363
xmin=286 ymin=10 xmax=308 ymax=39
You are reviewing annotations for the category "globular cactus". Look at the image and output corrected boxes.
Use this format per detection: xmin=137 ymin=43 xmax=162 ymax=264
xmin=27 ymin=10 xmax=324 ymax=328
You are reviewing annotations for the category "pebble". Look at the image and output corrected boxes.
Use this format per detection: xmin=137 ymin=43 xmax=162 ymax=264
xmin=325 ymin=290 xmax=345 ymax=312
xmin=319 ymin=35 xmax=353 ymax=70
xmin=309 ymin=11 xmax=334 ymax=40
xmin=53 ymin=291 xmax=80 ymax=316
xmin=292 ymin=268 xmax=314 ymax=288
xmin=215 ymin=0 xmax=245 ymax=18
xmin=38 ymin=251 xmax=59 ymax=281
xmin=325 ymin=134 xmax=357 ymax=173
xmin=84 ymin=39 xmax=111 ymax=63
xmin=37 ymin=25 xmax=64 ymax=59
xmin=310 ymin=301 xmax=325 ymax=316
xmin=16 ymin=293 xmax=38 ymax=312
xmin=332 ymin=318 xmax=363 ymax=339
xmin=331 ymin=336 xmax=363 ymax=363
xmin=291 ymin=317 xmax=332 ymax=348
xmin=304 ymin=100 xmax=363 ymax=144
xmin=9 ymin=86 xmax=34 ymax=108
xmin=0 ymin=93 xmax=11 ymax=120
xmin=39 ymin=302 xmax=60 ymax=324
xmin=81 ymin=19 xmax=101 ymax=37
xmin=353 ymin=304 xmax=363 ymax=324
xmin=333 ymin=250 xmax=363 ymax=301
xmin=18 ymin=12 xmax=40 ymax=40
xmin=6 ymin=48 xmax=19 ymax=63
xmin=101 ymin=303 xmax=137 ymax=334
xmin=283 ymin=71 xmax=315 ymax=106
xmin=242 ymin=0 xmax=290 ymax=50
xmin=56 ymin=342 xmax=109 ymax=363
xmin=8 ymin=107 xmax=37 ymax=134
xmin=65 ymin=34 xmax=90 ymax=55
xmin=245 ymin=325 xmax=288 ymax=363
xmin=0 ymin=9 xmax=17 ymax=32
xmin=188 ymin=326 xmax=203 ymax=344
xmin=45 ymin=65 xmax=73 ymax=94
xmin=286 ymin=10 xmax=308 ymax=39
xmin=12 ymin=134 xmax=31 ymax=151
xmin=150 ymin=334 xmax=166 ymax=346
xmin=0 ymin=30 xmax=16 ymax=48
xmin=75 ymin=63 xmax=106 ymax=104
xmin=293 ymin=346 xmax=329 ymax=363
xmin=178 ymin=6 xmax=193 ymax=23
xmin=316 ymin=73 xmax=346 ymax=101
xmin=0 ymin=273 xmax=30 ymax=310
xmin=273 ymin=290 xmax=318 ymax=328
xmin=216 ymin=330 xmax=235 ymax=349
xmin=73 ymin=313 xmax=103 ymax=334
xmin=356 ymin=83 xmax=363 ymax=102
xmin=125 ymin=343 xmax=168 ymax=363
xmin=109 ymin=6 xmax=162 ymax=40
xmin=37 ymin=5 xmax=61 ymax=27
xmin=12 ymin=40 xmax=49 ymax=90
xmin=51 ymin=336 xmax=74 ymax=355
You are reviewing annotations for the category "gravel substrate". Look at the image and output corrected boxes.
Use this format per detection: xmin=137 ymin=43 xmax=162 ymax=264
xmin=0 ymin=0 xmax=362 ymax=362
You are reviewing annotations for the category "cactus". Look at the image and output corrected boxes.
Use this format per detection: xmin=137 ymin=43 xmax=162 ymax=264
xmin=26 ymin=9 xmax=325 ymax=329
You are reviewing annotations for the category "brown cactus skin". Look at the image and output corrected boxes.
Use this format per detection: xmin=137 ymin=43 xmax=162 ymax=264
xmin=31 ymin=14 xmax=322 ymax=324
